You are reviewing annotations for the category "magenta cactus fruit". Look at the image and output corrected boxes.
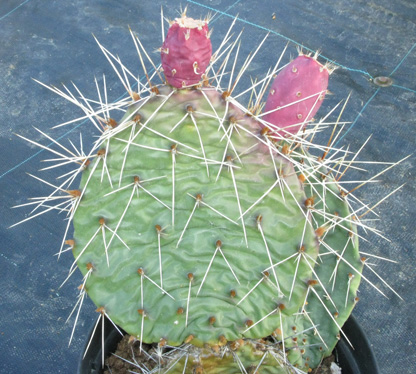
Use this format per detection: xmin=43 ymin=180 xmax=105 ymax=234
xmin=161 ymin=15 xmax=212 ymax=88
xmin=262 ymin=54 xmax=329 ymax=138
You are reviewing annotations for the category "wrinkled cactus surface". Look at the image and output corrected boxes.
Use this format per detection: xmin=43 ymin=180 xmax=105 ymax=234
xmin=74 ymin=84 xmax=361 ymax=372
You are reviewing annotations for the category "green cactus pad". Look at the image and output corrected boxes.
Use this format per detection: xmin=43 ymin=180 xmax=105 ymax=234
xmin=71 ymin=85 xmax=361 ymax=372
xmin=74 ymin=87 xmax=321 ymax=346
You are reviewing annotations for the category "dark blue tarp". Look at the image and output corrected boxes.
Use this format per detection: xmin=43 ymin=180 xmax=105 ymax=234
xmin=0 ymin=0 xmax=415 ymax=373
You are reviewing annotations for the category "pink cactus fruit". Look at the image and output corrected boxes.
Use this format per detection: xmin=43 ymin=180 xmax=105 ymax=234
xmin=262 ymin=54 xmax=329 ymax=138
xmin=161 ymin=15 xmax=212 ymax=88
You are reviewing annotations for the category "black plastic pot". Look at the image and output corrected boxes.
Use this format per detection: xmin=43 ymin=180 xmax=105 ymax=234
xmin=78 ymin=315 xmax=380 ymax=374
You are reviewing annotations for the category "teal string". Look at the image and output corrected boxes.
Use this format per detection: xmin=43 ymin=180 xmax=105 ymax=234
xmin=0 ymin=0 xmax=31 ymax=21
xmin=389 ymin=41 xmax=416 ymax=77
xmin=186 ymin=0 xmax=373 ymax=78
xmin=333 ymin=88 xmax=380 ymax=148
xmin=207 ymin=0 xmax=244 ymax=24
xmin=392 ymin=84 xmax=416 ymax=94
xmin=334 ymin=40 xmax=416 ymax=147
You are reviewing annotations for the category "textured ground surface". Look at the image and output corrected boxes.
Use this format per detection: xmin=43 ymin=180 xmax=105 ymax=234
xmin=0 ymin=0 xmax=415 ymax=373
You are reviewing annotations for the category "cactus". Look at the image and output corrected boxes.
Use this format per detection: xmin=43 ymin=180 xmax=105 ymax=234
xmin=160 ymin=14 xmax=212 ymax=88
xmin=14 ymin=9 xmax=404 ymax=374
xmin=262 ymin=54 xmax=329 ymax=138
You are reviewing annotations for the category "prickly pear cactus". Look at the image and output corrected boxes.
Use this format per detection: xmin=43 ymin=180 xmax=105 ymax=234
xmin=14 ymin=9 xmax=403 ymax=374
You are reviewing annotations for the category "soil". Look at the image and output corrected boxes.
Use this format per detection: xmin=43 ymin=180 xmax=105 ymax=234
xmin=103 ymin=334 xmax=340 ymax=374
